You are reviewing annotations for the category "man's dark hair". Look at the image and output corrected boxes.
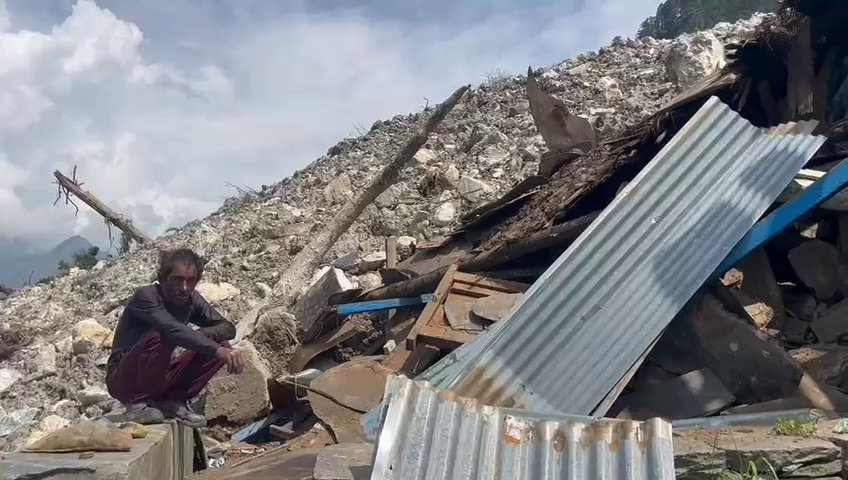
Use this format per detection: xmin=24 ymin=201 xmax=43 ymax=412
xmin=157 ymin=248 xmax=204 ymax=284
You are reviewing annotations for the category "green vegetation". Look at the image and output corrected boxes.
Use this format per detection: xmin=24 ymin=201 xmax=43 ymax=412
xmin=57 ymin=246 xmax=100 ymax=275
xmin=722 ymin=458 xmax=779 ymax=479
xmin=637 ymin=0 xmax=780 ymax=40
xmin=772 ymin=417 xmax=818 ymax=438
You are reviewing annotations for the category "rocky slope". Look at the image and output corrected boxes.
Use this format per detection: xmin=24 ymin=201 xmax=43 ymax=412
xmin=0 ymin=15 xmax=768 ymax=451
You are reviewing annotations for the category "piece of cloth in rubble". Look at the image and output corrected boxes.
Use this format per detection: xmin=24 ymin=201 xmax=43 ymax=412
xmin=107 ymin=329 xmax=231 ymax=404
xmin=106 ymin=284 xmax=235 ymax=378
xmin=23 ymin=422 xmax=133 ymax=453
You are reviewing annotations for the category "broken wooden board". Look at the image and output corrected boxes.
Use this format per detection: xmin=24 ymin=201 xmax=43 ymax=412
xmin=307 ymin=359 xmax=391 ymax=444
xmin=444 ymin=299 xmax=486 ymax=332
xmin=472 ymin=293 xmax=523 ymax=323
xmin=459 ymin=175 xmax=548 ymax=229
xmin=612 ymin=368 xmax=735 ymax=421
xmin=288 ymin=321 xmax=360 ymax=374
xmin=778 ymin=168 xmax=848 ymax=211
xmin=733 ymin=247 xmax=785 ymax=330
xmin=405 ymin=268 xmax=529 ymax=351
xmin=526 ymin=66 xmax=595 ymax=154
xmin=381 ymin=343 xmax=440 ymax=377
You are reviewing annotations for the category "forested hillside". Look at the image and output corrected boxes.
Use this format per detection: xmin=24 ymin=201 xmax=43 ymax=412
xmin=638 ymin=0 xmax=780 ymax=39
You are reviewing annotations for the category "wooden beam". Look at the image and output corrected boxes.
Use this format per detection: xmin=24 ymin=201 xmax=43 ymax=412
xmin=787 ymin=17 xmax=815 ymax=120
xmin=240 ymin=85 xmax=469 ymax=336
xmin=53 ymin=170 xmax=154 ymax=245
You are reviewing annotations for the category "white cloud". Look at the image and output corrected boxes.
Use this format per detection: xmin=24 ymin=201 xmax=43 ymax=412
xmin=0 ymin=0 xmax=660 ymax=251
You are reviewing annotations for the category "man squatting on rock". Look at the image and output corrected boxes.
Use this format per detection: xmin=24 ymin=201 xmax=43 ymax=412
xmin=105 ymin=248 xmax=245 ymax=428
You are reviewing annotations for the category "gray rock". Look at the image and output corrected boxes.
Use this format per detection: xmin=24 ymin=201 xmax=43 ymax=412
xmin=674 ymin=426 xmax=842 ymax=479
xmin=359 ymin=252 xmax=387 ymax=272
xmin=333 ymin=251 xmax=362 ymax=271
xmin=34 ymin=345 xmax=57 ymax=374
xmin=357 ymin=272 xmax=383 ymax=291
xmin=789 ymin=240 xmax=841 ymax=300
xmin=412 ymin=148 xmax=437 ymax=166
xmin=323 ymin=174 xmax=354 ymax=204
xmin=432 ymin=202 xmax=457 ymax=227
xmin=478 ymin=146 xmax=509 ymax=165
xmin=443 ymin=164 xmax=460 ymax=184
xmin=0 ymin=369 xmax=21 ymax=395
xmin=457 ymin=176 xmax=493 ymax=204
xmin=204 ymin=340 xmax=271 ymax=424
xmin=77 ymin=385 xmax=110 ymax=407
xmin=665 ymin=31 xmax=726 ymax=89
xmin=396 ymin=236 xmax=417 ymax=260
xmin=314 ymin=443 xmax=374 ymax=480
xmin=295 ymin=267 xmax=355 ymax=336
xmin=196 ymin=282 xmax=240 ymax=303
xmin=254 ymin=282 xmax=273 ymax=298
xmin=375 ymin=185 xmax=401 ymax=208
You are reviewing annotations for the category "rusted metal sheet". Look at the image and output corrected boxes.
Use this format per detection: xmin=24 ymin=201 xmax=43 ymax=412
xmin=370 ymin=375 xmax=675 ymax=480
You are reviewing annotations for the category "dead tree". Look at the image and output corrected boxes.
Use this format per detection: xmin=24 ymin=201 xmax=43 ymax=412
xmin=53 ymin=168 xmax=154 ymax=245
xmin=235 ymin=85 xmax=470 ymax=341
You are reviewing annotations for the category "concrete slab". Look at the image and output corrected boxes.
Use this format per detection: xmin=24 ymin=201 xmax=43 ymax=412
xmin=314 ymin=444 xmax=374 ymax=480
xmin=0 ymin=421 xmax=194 ymax=480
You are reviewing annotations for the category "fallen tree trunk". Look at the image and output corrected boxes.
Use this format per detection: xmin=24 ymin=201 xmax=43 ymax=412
xmin=53 ymin=170 xmax=154 ymax=245
xmin=358 ymin=210 xmax=598 ymax=302
xmin=235 ymin=85 xmax=470 ymax=341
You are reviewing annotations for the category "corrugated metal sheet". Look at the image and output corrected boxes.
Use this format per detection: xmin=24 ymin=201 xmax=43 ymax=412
xmin=429 ymin=96 xmax=827 ymax=415
xmin=370 ymin=375 xmax=675 ymax=480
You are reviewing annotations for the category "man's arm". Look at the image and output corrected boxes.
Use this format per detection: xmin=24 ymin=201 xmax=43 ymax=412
xmin=190 ymin=293 xmax=236 ymax=342
xmin=125 ymin=288 xmax=223 ymax=357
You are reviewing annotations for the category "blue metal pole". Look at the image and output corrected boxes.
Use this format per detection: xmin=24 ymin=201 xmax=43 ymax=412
xmin=716 ymin=160 xmax=848 ymax=275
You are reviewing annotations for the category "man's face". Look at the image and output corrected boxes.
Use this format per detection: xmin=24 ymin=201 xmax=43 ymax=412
xmin=163 ymin=261 xmax=199 ymax=306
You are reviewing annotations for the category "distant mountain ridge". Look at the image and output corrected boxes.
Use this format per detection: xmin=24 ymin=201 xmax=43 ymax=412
xmin=0 ymin=236 xmax=98 ymax=288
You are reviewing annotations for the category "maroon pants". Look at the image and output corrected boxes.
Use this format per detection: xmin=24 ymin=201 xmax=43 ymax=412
xmin=107 ymin=330 xmax=228 ymax=404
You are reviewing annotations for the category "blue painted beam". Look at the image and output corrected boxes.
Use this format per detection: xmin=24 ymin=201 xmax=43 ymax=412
xmin=333 ymin=294 xmax=434 ymax=315
xmin=715 ymin=160 xmax=848 ymax=276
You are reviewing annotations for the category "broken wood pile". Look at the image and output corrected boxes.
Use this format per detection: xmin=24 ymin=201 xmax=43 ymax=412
xmin=196 ymin=3 xmax=848 ymax=478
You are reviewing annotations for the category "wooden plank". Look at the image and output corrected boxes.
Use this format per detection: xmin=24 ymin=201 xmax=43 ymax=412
xmin=452 ymin=272 xmax=530 ymax=293
xmin=403 ymin=344 xmax=441 ymax=375
xmin=385 ymin=237 xmax=398 ymax=269
xmin=406 ymin=265 xmax=458 ymax=350
xmin=417 ymin=323 xmax=477 ymax=350
xmin=382 ymin=345 xmax=412 ymax=372
xmin=448 ymin=285 xmax=505 ymax=298
xmin=787 ymin=17 xmax=815 ymax=120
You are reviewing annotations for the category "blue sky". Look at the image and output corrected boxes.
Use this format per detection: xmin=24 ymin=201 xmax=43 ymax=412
xmin=0 ymin=0 xmax=662 ymax=253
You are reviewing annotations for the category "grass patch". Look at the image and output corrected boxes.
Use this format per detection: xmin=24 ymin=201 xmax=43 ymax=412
xmin=722 ymin=458 xmax=779 ymax=479
xmin=773 ymin=417 xmax=818 ymax=438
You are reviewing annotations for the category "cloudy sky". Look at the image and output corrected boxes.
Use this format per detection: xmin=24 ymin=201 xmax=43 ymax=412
xmin=0 ymin=0 xmax=661 ymax=255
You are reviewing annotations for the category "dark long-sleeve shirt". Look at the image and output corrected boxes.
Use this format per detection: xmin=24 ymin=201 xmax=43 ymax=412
xmin=106 ymin=284 xmax=236 ymax=377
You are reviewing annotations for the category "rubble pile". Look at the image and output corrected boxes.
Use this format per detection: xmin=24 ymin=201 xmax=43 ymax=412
xmin=11 ymin=6 xmax=848 ymax=478
xmin=0 ymin=14 xmax=771 ymax=453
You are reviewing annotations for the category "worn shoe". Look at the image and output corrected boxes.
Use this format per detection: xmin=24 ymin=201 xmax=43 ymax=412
xmin=153 ymin=400 xmax=207 ymax=428
xmin=123 ymin=403 xmax=165 ymax=425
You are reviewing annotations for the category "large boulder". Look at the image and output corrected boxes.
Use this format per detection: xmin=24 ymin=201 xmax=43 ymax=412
xmin=72 ymin=319 xmax=111 ymax=354
xmin=203 ymin=341 xmax=271 ymax=425
xmin=665 ymin=31 xmax=726 ymax=89
xmin=196 ymin=282 xmax=240 ymax=304
xmin=295 ymin=267 xmax=355 ymax=337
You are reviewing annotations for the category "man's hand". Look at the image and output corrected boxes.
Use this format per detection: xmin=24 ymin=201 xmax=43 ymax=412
xmin=215 ymin=346 xmax=245 ymax=375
